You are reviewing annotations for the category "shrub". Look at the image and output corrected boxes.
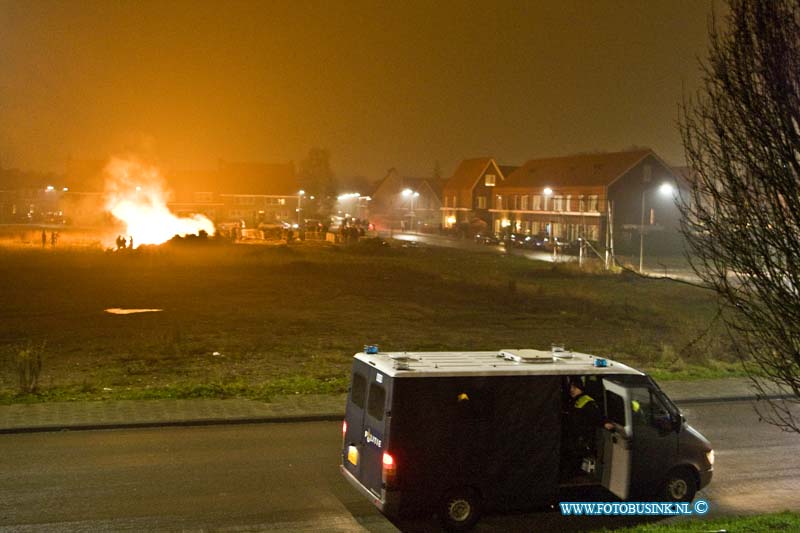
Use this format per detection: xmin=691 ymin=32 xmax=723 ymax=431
xmin=15 ymin=341 xmax=44 ymax=394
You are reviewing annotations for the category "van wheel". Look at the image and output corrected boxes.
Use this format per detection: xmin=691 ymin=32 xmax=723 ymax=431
xmin=660 ymin=467 xmax=697 ymax=503
xmin=438 ymin=488 xmax=481 ymax=531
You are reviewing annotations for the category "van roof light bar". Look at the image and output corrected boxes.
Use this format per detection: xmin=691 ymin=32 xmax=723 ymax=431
xmin=498 ymin=349 xmax=554 ymax=364
xmin=552 ymin=345 xmax=575 ymax=359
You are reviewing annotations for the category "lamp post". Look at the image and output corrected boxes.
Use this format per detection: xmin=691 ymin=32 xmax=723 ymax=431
xmin=402 ymin=188 xmax=419 ymax=233
xmin=543 ymin=187 xmax=555 ymax=259
xmin=297 ymin=190 xmax=305 ymax=227
xmin=639 ymin=182 xmax=674 ymax=273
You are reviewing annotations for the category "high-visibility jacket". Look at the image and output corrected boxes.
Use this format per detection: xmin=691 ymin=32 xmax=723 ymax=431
xmin=567 ymin=393 xmax=603 ymax=447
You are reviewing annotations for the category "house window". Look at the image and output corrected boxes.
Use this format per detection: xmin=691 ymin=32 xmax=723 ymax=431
xmin=495 ymin=195 xmax=503 ymax=209
xmin=588 ymin=195 xmax=599 ymax=212
xmin=566 ymin=195 xmax=572 ymax=212
xmin=520 ymin=195 xmax=528 ymax=210
xmin=533 ymin=195 xmax=542 ymax=211
xmin=485 ymin=174 xmax=496 ymax=187
xmin=476 ymin=196 xmax=487 ymax=209
xmin=553 ymin=196 xmax=563 ymax=211
xmin=235 ymin=196 xmax=255 ymax=206
xmin=513 ymin=195 xmax=519 ymax=210
xmin=579 ymin=195 xmax=586 ymax=212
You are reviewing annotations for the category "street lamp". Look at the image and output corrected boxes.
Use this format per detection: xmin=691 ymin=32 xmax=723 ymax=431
xmin=639 ymin=182 xmax=675 ymax=273
xmin=402 ymin=188 xmax=420 ymax=233
xmin=543 ymin=187 xmax=554 ymax=250
xmin=297 ymin=190 xmax=305 ymax=226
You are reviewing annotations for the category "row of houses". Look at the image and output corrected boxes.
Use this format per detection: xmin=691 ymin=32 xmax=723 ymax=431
xmin=1 ymin=148 xmax=685 ymax=253
xmin=0 ymin=159 xmax=302 ymax=229
xmin=370 ymin=149 xmax=684 ymax=252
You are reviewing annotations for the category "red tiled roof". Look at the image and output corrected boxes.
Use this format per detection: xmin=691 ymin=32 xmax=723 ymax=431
xmin=500 ymin=150 xmax=653 ymax=190
xmin=443 ymin=158 xmax=493 ymax=192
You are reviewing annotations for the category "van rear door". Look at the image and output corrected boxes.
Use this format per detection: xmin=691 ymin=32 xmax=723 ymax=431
xmin=342 ymin=364 xmax=391 ymax=499
xmin=601 ymin=379 xmax=633 ymax=500
xmin=342 ymin=366 xmax=369 ymax=482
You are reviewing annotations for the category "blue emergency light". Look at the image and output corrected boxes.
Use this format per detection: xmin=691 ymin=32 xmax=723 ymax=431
xmin=594 ymin=358 xmax=608 ymax=367
xmin=364 ymin=345 xmax=379 ymax=354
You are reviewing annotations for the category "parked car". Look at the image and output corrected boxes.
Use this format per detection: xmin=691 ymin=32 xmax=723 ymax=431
xmin=553 ymin=238 xmax=583 ymax=255
xmin=474 ymin=233 xmax=500 ymax=245
xmin=520 ymin=233 xmax=547 ymax=249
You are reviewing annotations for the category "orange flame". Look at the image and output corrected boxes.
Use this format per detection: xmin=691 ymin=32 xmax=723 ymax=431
xmin=104 ymin=158 xmax=215 ymax=247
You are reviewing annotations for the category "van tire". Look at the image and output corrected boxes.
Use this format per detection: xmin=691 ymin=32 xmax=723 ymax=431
xmin=438 ymin=487 xmax=482 ymax=531
xmin=660 ymin=467 xmax=697 ymax=503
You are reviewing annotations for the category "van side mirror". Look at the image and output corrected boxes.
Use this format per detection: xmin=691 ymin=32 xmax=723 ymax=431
xmin=654 ymin=414 xmax=673 ymax=433
xmin=674 ymin=413 xmax=685 ymax=432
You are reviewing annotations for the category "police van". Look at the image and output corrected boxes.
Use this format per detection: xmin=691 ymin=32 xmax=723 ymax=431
xmin=340 ymin=347 xmax=713 ymax=530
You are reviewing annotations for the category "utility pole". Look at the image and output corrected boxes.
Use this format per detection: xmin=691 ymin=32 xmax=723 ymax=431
xmin=608 ymin=201 xmax=615 ymax=269
xmin=639 ymin=190 xmax=646 ymax=273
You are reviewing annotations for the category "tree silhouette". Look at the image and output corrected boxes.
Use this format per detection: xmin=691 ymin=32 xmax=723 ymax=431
xmin=680 ymin=0 xmax=800 ymax=432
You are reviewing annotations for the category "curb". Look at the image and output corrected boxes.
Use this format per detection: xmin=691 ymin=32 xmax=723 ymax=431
xmin=0 ymin=413 xmax=345 ymax=435
xmin=2 ymin=394 xmax=794 ymax=435
xmin=672 ymin=393 xmax=793 ymax=406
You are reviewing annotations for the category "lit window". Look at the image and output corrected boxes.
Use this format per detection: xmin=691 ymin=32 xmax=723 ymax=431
xmin=485 ymin=174 xmax=496 ymax=187
xmin=476 ymin=196 xmax=486 ymax=209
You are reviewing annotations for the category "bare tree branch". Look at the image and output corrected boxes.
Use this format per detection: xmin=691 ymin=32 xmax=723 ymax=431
xmin=679 ymin=0 xmax=800 ymax=433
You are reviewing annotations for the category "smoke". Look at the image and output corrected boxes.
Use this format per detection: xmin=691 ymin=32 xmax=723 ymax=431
xmin=104 ymin=157 xmax=215 ymax=247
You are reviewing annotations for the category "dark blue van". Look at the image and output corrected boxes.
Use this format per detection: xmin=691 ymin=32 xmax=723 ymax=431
xmin=340 ymin=348 xmax=714 ymax=530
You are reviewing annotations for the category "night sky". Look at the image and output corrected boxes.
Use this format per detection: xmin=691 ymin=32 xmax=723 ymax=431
xmin=0 ymin=0 xmax=715 ymax=178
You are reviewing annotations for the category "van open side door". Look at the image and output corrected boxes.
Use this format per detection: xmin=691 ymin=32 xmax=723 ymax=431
xmin=601 ymin=379 xmax=633 ymax=500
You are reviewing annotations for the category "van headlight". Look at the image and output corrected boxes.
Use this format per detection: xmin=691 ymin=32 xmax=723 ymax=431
xmin=706 ymin=449 xmax=715 ymax=466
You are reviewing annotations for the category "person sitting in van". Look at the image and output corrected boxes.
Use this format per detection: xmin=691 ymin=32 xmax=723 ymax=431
xmin=564 ymin=377 xmax=604 ymax=475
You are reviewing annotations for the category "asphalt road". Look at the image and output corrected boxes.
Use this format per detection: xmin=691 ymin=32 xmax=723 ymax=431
xmin=0 ymin=400 xmax=798 ymax=532
xmin=391 ymin=233 xmax=701 ymax=281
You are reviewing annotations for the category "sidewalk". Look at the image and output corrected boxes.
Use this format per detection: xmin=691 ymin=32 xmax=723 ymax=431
xmin=0 ymin=378 xmax=776 ymax=434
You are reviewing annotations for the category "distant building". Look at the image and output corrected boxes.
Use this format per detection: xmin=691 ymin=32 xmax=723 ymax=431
xmin=370 ymin=168 xmax=444 ymax=231
xmin=0 ymin=167 xmax=71 ymax=224
xmin=440 ymin=157 xmax=517 ymax=235
xmin=169 ymin=161 xmax=301 ymax=228
xmin=490 ymin=149 xmax=682 ymax=252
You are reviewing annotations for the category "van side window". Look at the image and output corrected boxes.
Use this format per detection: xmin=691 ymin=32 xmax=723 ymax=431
xmin=605 ymin=390 xmax=626 ymax=426
xmin=648 ymin=389 xmax=674 ymax=430
xmin=630 ymin=387 xmax=673 ymax=431
xmin=351 ymin=373 xmax=367 ymax=409
xmin=629 ymin=387 xmax=651 ymax=427
xmin=367 ymin=384 xmax=386 ymax=421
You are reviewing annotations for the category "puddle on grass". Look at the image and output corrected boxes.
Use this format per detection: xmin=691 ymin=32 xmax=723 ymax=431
xmin=104 ymin=308 xmax=164 ymax=315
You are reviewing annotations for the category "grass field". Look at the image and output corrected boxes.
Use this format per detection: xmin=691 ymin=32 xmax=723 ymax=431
xmin=0 ymin=238 xmax=742 ymax=403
